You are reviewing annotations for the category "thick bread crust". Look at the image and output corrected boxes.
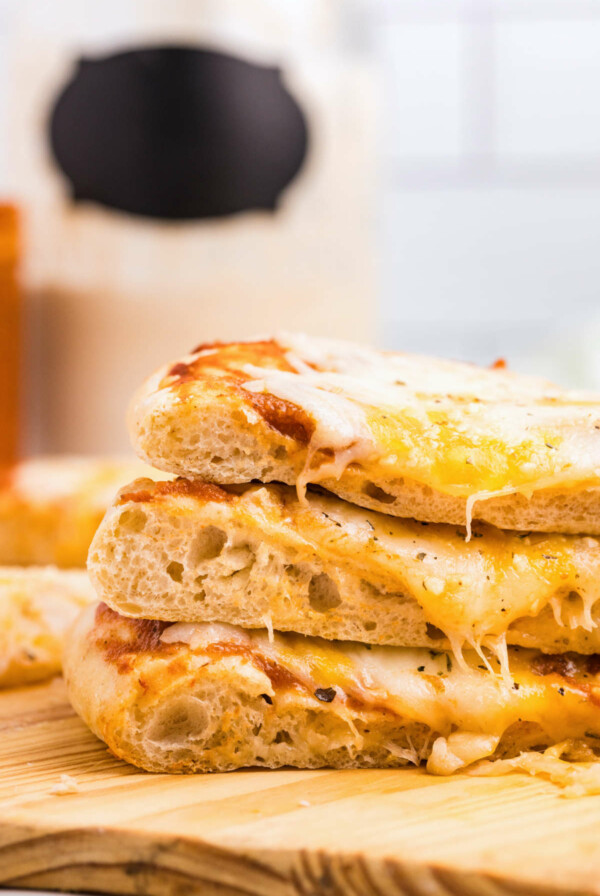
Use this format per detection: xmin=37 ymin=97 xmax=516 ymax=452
xmin=0 ymin=566 xmax=94 ymax=687
xmin=128 ymin=337 xmax=600 ymax=533
xmin=0 ymin=456 xmax=166 ymax=567
xmin=90 ymin=478 xmax=600 ymax=654
xmin=65 ymin=605 xmax=432 ymax=773
xmin=65 ymin=604 xmax=600 ymax=774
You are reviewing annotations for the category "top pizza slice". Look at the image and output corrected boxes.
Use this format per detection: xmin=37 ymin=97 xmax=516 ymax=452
xmin=129 ymin=334 xmax=600 ymax=534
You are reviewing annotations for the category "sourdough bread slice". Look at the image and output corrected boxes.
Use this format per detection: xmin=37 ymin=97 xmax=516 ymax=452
xmin=65 ymin=602 xmax=600 ymax=775
xmin=129 ymin=335 xmax=600 ymax=533
xmin=89 ymin=477 xmax=600 ymax=658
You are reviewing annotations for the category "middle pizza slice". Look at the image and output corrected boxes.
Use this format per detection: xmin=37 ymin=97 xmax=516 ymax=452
xmin=89 ymin=477 xmax=600 ymax=675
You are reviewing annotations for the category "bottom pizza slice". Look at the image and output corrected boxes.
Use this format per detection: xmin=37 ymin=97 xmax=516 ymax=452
xmin=66 ymin=602 xmax=600 ymax=786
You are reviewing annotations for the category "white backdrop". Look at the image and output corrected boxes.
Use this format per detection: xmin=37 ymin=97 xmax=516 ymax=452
xmin=1 ymin=0 xmax=600 ymax=452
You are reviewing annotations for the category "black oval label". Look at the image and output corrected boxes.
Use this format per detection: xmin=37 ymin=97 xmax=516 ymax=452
xmin=49 ymin=45 xmax=309 ymax=220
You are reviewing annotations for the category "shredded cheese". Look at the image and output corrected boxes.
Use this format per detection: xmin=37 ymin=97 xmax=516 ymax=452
xmin=49 ymin=773 xmax=79 ymax=795
xmin=242 ymin=365 xmax=377 ymax=500
xmin=469 ymin=742 xmax=600 ymax=797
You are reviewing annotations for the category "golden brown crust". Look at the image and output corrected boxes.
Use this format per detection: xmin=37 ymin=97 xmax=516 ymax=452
xmin=163 ymin=341 xmax=315 ymax=444
xmin=164 ymin=339 xmax=294 ymax=385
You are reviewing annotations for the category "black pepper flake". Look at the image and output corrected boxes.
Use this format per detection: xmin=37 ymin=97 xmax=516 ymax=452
xmin=545 ymin=443 xmax=556 ymax=450
xmin=472 ymin=532 xmax=483 ymax=538
xmin=416 ymin=552 xmax=426 ymax=561
xmin=260 ymin=693 xmax=273 ymax=705
xmin=417 ymin=665 xmax=425 ymax=672
xmin=366 ymin=520 xmax=375 ymax=531
xmin=543 ymin=554 xmax=558 ymax=560
xmin=420 ymin=521 xmax=429 ymax=527
xmin=501 ymin=608 xmax=506 ymax=613
xmin=513 ymin=683 xmax=520 ymax=690
xmin=315 ymin=687 xmax=336 ymax=703
xmin=558 ymin=687 xmax=565 ymax=696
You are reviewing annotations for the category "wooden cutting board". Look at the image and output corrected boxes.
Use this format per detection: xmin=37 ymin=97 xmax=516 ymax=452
xmin=1 ymin=679 xmax=600 ymax=896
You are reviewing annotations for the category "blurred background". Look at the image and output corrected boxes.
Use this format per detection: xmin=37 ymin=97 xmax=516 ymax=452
xmin=0 ymin=0 xmax=599 ymax=458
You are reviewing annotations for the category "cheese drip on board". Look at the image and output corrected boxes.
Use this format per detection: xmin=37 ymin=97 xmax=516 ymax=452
xmin=161 ymin=621 xmax=600 ymax=789
xmin=469 ymin=741 xmax=600 ymax=797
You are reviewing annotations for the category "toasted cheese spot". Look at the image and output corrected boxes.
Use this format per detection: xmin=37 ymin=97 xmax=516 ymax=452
xmin=242 ymin=389 xmax=315 ymax=444
xmin=96 ymin=603 xmax=173 ymax=673
xmin=163 ymin=341 xmax=316 ymax=444
xmin=118 ymin=478 xmax=232 ymax=506
xmin=531 ymin=652 xmax=600 ymax=680
xmin=165 ymin=340 xmax=294 ymax=388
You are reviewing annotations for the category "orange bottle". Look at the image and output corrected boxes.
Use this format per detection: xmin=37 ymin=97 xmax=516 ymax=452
xmin=0 ymin=205 xmax=20 ymax=465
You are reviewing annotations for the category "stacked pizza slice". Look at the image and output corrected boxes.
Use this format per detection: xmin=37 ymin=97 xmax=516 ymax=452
xmin=66 ymin=336 xmax=600 ymax=782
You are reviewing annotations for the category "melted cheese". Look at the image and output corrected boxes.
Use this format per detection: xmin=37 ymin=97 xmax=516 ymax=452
xmin=231 ymin=485 xmax=600 ymax=672
xmin=242 ymin=365 xmax=377 ymax=499
xmin=161 ymin=621 xmax=600 ymax=787
xmin=123 ymin=478 xmax=600 ymax=674
xmin=236 ymin=335 xmax=600 ymax=520
xmin=469 ymin=741 xmax=600 ymax=796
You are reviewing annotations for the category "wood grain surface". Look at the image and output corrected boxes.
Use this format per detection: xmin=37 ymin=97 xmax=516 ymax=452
xmin=0 ymin=678 xmax=599 ymax=896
